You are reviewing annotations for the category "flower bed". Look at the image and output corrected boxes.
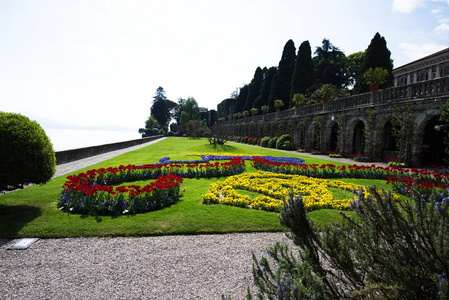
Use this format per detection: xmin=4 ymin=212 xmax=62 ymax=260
xmin=202 ymin=172 xmax=398 ymax=212
xmin=58 ymin=174 xmax=183 ymax=215
xmin=58 ymin=158 xmax=246 ymax=215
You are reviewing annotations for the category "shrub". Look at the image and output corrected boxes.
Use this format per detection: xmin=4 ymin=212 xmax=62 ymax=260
xmin=167 ymin=131 xmax=175 ymax=136
xmin=241 ymin=137 xmax=248 ymax=144
xmin=260 ymin=137 xmax=271 ymax=148
xmin=282 ymin=140 xmax=292 ymax=150
xmin=0 ymin=112 xmax=56 ymax=191
xmin=151 ymin=128 xmax=159 ymax=135
xmin=257 ymin=138 xmax=263 ymax=146
xmin=268 ymin=137 xmax=278 ymax=149
xmin=158 ymin=129 xmax=166 ymax=135
xmin=249 ymin=186 xmax=449 ymax=299
xmin=276 ymin=134 xmax=291 ymax=150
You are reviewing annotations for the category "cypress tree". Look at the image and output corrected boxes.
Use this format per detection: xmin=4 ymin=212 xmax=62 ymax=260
xmin=290 ymin=40 xmax=315 ymax=99
xmin=234 ymin=84 xmax=249 ymax=113
xmin=254 ymin=66 xmax=277 ymax=110
xmin=244 ymin=67 xmax=264 ymax=111
xmin=354 ymin=32 xmax=394 ymax=94
xmin=268 ymin=39 xmax=297 ymax=110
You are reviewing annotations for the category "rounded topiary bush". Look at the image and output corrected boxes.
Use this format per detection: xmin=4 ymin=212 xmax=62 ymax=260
xmin=0 ymin=112 xmax=56 ymax=191
xmin=151 ymin=128 xmax=159 ymax=135
xmin=167 ymin=131 xmax=175 ymax=136
xmin=268 ymin=137 xmax=278 ymax=149
xmin=276 ymin=134 xmax=292 ymax=150
xmin=260 ymin=137 xmax=271 ymax=148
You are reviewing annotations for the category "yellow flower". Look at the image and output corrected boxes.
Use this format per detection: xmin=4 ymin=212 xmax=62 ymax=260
xmin=201 ymin=171 xmax=397 ymax=213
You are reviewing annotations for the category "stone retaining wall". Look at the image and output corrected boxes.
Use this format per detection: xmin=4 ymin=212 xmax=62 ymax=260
xmin=55 ymin=135 xmax=163 ymax=165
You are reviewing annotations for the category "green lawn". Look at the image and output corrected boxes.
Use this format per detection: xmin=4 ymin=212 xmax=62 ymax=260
xmin=0 ymin=138 xmax=392 ymax=238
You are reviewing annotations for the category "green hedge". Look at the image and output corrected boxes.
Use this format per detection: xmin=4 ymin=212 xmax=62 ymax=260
xmin=0 ymin=112 xmax=56 ymax=190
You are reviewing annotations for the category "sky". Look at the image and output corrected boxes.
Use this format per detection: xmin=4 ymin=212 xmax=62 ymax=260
xmin=0 ymin=0 xmax=448 ymax=131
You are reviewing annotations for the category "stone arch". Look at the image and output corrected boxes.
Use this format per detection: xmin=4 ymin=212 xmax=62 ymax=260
xmin=347 ymin=119 xmax=366 ymax=155
xmin=380 ymin=118 xmax=398 ymax=160
xmin=397 ymin=75 xmax=407 ymax=86
xmin=324 ymin=121 xmax=340 ymax=153
xmin=441 ymin=63 xmax=449 ymax=77
xmin=414 ymin=112 xmax=446 ymax=166
xmin=295 ymin=122 xmax=307 ymax=149
xmin=418 ymin=69 xmax=429 ymax=82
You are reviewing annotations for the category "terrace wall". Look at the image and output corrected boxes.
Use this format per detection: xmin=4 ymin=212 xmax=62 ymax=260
xmin=55 ymin=135 xmax=163 ymax=165
xmin=215 ymin=77 xmax=449 ymax=167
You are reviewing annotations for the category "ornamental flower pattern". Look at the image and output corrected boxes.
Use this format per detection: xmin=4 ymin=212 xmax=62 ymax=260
xmin=202 ymin=172 xmax=399 ymax=212
xmin=58 ymin=158 xmax=246 ymax=215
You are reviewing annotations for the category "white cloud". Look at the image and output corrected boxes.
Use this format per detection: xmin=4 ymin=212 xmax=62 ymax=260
xmin=434 ymin=22 xmax=449 ymax=34
xmin=398 ymin=43 xmax=448 ymax=63
xmin=393 ymin=0 xmax=426 ymax=13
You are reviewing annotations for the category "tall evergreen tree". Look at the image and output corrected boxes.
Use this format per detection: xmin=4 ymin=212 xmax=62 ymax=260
xmin=313 ymin=39 xmax=347 ymax=88
xmin=234 ymin=84 xmax=249 ymax=113
xmin=244 ymin=67 xmax=264 ymax=111
xmin=254 ymin=66 xmax=277 ymax=110
xmin=354 ymin=32 xmax=394 ymax=94
xmin=150 ymin=86 xmax=176 ymax=131
xmin=268 ymin=39 xmax=297 ymax=109
xmin=290 ymin=40 xmax=315 ymax=99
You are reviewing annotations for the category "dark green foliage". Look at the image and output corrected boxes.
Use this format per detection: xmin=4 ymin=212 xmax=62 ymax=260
xmin=254 ymin=67 xmax=277 ymax=110
xmin=346 ymin=51 xmax=366 ymax=88
xmin=249 ymin=186 xmax=449 ymax=299
xmin=260 ymin=136 xmax=271 ymax=148
xmin=167 ymin=131 xmax=175 ymax=136
xmin=290 ymin=40 xmax=315 ymax=99
xmin=268 ymin=137 xmax=278 ymax=149
xmin=235 ymin=85 xmax=249 ymax=113
xmin=145 ymin=114 xmax=159 ymax=130
xmin=180 ymin=97 xmax=200 ymax=128
xmin=276 ymin=134 xmax=291 ymax=150
xmin=217 ymin=98 xmax=236 ymax=120
xmin=150 ymin=86 xmax=177 ymax=131
xmin=245 ymin=67 xmax=265 ymax=111
xmin=354 ymin=32 xmax=394 ymax=94
xmin=0 ymin=112 xmax=56 ymax=191
xmin=313 ymin=39 xmax=347 ymax=88
xmin=173 ymin=98 xmax=186 ymax=127
xmin=268 ymin=40 xmax=297 ymax=110
xmin=439 ymin=99 xmax=449 ymax=156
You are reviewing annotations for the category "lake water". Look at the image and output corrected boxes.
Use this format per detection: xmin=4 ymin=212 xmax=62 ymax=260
xmin=45 ymin=129 xmax=142 ymax=151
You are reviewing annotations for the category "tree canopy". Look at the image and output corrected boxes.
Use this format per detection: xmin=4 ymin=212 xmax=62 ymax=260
xmin=180 ymin=97 xmax=200 ymax=128
xmin=150 ymin=86 xmax=177 ymax=131
xmin=354 ymin=32 xmax=394 ymax=94
xmin=254 ymin=66 xmax=277 ymax=111
xmin=313 ymin=39 xmax=347 ymax=88
xmin=268 ymin=39 xmax=297 ymax=109
xmin=290 ymin=40 xmax=315 ymax=100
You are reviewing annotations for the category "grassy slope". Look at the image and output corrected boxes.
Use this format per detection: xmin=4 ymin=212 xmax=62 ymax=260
xmin=0 ymin=138 xmax=391 ymax=238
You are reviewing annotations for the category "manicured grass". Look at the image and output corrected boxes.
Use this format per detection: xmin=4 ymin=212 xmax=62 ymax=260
xmin=0 ymin=138 xmax=392 ymax=238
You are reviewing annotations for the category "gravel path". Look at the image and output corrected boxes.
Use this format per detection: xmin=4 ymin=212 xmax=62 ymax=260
xmin=0 ymin=233 xmax=292 ymax=299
